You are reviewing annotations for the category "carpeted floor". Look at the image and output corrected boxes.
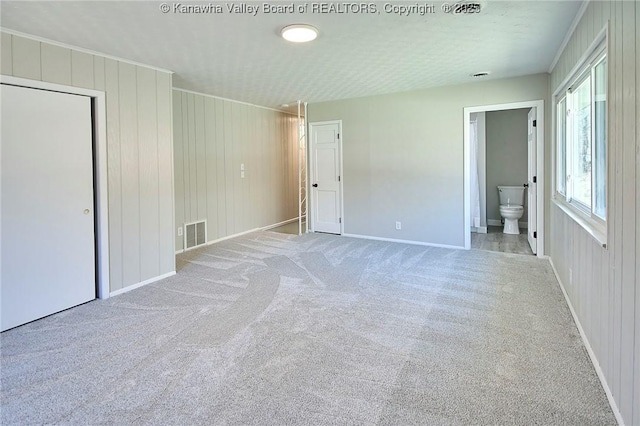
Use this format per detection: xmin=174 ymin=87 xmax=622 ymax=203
xmin=1 ymin=231 xmax=615 ymax=425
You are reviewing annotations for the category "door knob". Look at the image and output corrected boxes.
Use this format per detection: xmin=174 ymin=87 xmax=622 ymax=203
xmin=312 ymin=184 xmax=318 ymax=187
xmin=84 ymin=209 xmax=91 ymax=215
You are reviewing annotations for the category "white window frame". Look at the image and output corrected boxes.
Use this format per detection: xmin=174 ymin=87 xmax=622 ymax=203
xmin=552 ymin=30 xmax=608 ymax=247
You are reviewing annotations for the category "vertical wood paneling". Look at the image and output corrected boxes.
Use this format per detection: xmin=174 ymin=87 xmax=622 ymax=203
xmin=180 ymin=93 xmax=191 ymax=223
xmin=619 ymin=1 xmax=636 ymax=419
xmin=93 ymin=57 xmax=105 ymax=91
xmin=71 ymin=51 xmax=94 ymax=89
xmin=11 ymin=36 xmax=41 ymax=80
xmin=195 ymin=95 xmax=207 ymax=222
xmin=187 ymin=94 xmax=197 ymax=222
xmin=1 ymin=32 xmax=12 ymax=75
xmin=137 ymin=67 xmax=159 ymax=280
xmin=233 ymin=103 xmax=243 ymax=233
xmin=156 ymin=72 xmax=174 ymax=271
xmin=173 ymin=92 xmax=185 ymax=251
xmin=224 ymin=100 xmax=235 ymax=233
xmin=204 ymin=97 xmax=218 ymax=240
xmin=549 ymin=2 xmax=638 ymax=424
xmin=3 ymin=32 xmax=176 ymax=293
xmin=118 ymin=62 xmax=140 ymax=287
xmin=634 ymin=5 xmax=640 ymax=423
xmin=172 ymin=90 xmax=299 ymax=244
xmin=40 ymin=44 xmax=71 ymax=85
xmin=215 ymin=99 xmax=227 ymax=236
xmin=104 ymin=58 xmax=123 ymax=291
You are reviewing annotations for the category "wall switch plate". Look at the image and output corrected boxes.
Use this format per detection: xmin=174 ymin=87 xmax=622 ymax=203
xmin=396 ymin=221 xmax=401 ymax=230
xmin=240 ymin=163 xmax=245 ymax=171
xmin=178 ymin=227 xmax=183 ymax=236
xmin=241 ymin=171 xmax=245 ymax=178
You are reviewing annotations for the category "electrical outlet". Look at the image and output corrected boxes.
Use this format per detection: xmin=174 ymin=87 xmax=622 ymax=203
xmin=241 ymin=171 xmax=245 ymax=178
xmin=178 ymin=227 xmax=183 ymax=236
xmin=395 ymin=221 xmax=401 ymax=230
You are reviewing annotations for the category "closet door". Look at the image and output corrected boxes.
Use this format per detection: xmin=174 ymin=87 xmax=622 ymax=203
xmin=1 ymin=84 xmax=95 ymax=331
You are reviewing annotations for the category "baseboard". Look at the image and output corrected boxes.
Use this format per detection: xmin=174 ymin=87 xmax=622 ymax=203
xmin=342 ymin=233 xmax=464 ymax=250
xmin=471 ymin=226 xmax=488 ymax=234
xmin=262 ymin=216 xmax=305 ymax=231
xmin=174 ymin=216 xmax=306 ymax=254
xmin=110 ymin=271 xmax=176 ymax=297
xmin=487 ymin=219 xmax=528 ymax=229
xmin=548 ymin=258 xmax=624 ymax=426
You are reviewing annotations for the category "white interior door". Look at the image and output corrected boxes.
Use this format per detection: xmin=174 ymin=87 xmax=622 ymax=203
xmin=310 ymin=121 xmax=342 ymax=234
xmin=1 ymin=84 xmax=96 ymax=331
xmin=527 ymin=108 xmax=537 ymax=254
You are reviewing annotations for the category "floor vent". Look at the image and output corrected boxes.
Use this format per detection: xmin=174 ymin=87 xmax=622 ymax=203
xmin=184 ymin=220 xmax=207 ymax=250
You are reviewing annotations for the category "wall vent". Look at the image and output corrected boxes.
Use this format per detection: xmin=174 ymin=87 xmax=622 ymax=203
xmin=184 ymin=220 xmax=207 ymax=250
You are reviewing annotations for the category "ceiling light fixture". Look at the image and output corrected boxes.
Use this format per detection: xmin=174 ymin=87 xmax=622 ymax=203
xmin=281 ymin=24 xmax=318 ymax=43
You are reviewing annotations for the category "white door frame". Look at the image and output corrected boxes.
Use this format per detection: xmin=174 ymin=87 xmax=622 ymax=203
xmin=1 ymin=75 xmax=110 ymax=298
xmin=463 ymin=100 xmax=545 ymax=257
xmin=308 ymin=120 xmax=344 ymax=235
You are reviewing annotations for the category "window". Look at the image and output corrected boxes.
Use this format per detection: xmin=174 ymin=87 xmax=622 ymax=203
xmin=554 ymin=41 xmax=607 ymax=234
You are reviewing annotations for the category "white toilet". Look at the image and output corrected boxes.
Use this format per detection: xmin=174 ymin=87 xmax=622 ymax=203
xmin=497 ymin=186 xmax=525 ymax=235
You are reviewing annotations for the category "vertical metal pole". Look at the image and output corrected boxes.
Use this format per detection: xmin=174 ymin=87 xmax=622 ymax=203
xmin=304 ymin=102 xmax=309 ymax=233
xmin=297 ymin=100 xmax=302 ymax=235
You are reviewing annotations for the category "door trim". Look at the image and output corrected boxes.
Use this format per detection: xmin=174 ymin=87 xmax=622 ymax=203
xmin=463 ymin=100 xmax=545 ymax=257
xmin=1 ymin=75 xmax=110 ymax=299
xmin=308 ymin=120 xmax=344 ymax=235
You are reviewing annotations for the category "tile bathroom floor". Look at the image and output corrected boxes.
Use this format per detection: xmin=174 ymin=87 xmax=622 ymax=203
xmin=471 ymin=226 xmax=534 ymax=256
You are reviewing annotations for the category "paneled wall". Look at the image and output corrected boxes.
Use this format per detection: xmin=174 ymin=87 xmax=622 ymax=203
xmin=173 ymin=90 xmax=300 ymax=251
xmin=1 ymin=32 xmax=175 ymax=293
xmin=548 ymin=2 xmax=638 ymax=424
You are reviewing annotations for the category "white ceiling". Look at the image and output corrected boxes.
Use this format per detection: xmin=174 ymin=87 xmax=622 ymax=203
xmin=0 ymin=1 xmax=582 ymax=109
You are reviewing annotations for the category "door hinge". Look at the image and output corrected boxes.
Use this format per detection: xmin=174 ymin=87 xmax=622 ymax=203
xmin=534 ymin=231 xmax=537 ymax=238
xmin=339 ymin=218 xmax=342 ymax=224
xmin=533 ymin=176 xmax=537 ymax=183
xmin=337 ymin=133 xmax=340 ymax=140
xmin=338 ymin=175 xmax=341 ymax=182
xmin=533 ymin=119 xmax=537 ymax=127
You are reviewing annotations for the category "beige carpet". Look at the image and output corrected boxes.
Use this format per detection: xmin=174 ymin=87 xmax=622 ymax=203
xmin=1 ymin=231 xmax=615 ymax=424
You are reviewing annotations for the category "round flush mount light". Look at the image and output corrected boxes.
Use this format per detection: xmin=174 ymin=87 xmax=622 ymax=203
xmin=471 ymin=71 xmax=491 ymax=78
xmin=281 ymin=24 xmax=318 ymax=43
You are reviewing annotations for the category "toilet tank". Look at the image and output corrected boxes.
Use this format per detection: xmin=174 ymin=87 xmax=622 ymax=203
xmin=498 ymin=186 xmax=525 ymax=206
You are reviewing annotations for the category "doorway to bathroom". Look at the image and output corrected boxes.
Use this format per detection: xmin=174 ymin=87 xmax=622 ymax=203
xmin=463 ymin=100 xmax=545 ymax=257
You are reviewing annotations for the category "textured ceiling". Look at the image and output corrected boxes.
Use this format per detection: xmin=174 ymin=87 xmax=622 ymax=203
xmin=0 ymin=1 xmax=581 ymax=108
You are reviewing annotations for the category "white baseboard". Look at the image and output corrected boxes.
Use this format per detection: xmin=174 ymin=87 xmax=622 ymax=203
xmin=174 ymin=216 xmax=305 ymax=254
xmin=342 ymin=233 xmax=464 ymax=250
xmin=471 ymin=226 xmax=488 ymax=234
xmin=487 ymin=219 xmax=528 ymax=228
xmin=548 ymin=258 xmax=624 ymax=426
xmin=110 ymin=271 xmax=176 ymax=297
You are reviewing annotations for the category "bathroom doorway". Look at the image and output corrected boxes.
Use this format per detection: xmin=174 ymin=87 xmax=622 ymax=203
xmin=463 ymin=100 xmax=545 ymax=257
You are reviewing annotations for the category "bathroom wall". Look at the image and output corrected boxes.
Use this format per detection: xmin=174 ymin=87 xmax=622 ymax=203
xmin=485 ymin=108 xmax=529 ymax=226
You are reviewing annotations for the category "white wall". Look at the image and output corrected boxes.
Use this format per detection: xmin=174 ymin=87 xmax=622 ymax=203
xmin=173 ymin=90 xmax=300 ymax=251
xmin=549 ymin=2 xmax=639 ymax=424
xmin=1 ymin=31 xmax=175 ymax=293
xmin=308 ymin=74 xmax=549 ymax=248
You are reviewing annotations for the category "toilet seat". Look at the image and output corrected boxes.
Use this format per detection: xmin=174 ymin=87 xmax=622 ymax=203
xmin=499 ymin=205 xmax=523 ymax=213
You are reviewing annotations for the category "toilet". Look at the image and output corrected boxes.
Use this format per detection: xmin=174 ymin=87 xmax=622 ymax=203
xmin=497 ymin=186 xmax=525 ymax=235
